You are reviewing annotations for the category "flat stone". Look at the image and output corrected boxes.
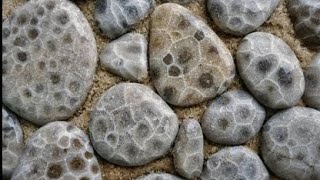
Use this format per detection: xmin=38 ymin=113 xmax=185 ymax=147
xmin=89 ymin=83 xmax=179 ymax=166
xmin=236 ymin=32 xmax=305 ymax=109
xmin=201 ymin=146 xmax=269 ymax=180
xmin=173 ymin=119 xmax=203 ymax=179
xmin=303 ymin=53 xmax=320 ymax=110
xmin=261 ymin=107 xmax=320 ymax=180
xmin=149 ymin=3 xmax=235 ymax=106
xmin=207 ymin=0 xmax=279 ymax=35
xmin=2 ymin=0 xmax=97 ymax=125
xmin=100 ymin=33 xmax=148 ymax=82
xmin=160 ymin=0 xmax=194 ymax=5
xmin=11 ymin=121 xmax=102 ymax=180
xmin=202 ymin=90 xmax=266 ymax=145
xmin=95 ymin=0 xmax=155 ymax=39
xmin=2 ymin=106 xmax=24 ymax=179
xmin=137 ymin=173 xmax=183 ymax=180
xmin=287 ymin=0 xmax=320 ymax=50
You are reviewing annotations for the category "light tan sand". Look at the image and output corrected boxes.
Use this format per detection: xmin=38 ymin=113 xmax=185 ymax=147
xmin=2 ymin=0 xmax=317 ymax=179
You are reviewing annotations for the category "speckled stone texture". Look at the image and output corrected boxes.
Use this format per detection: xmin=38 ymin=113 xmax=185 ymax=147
xmin=136 ymin=173 xmax=183 ymax=180
xmin=287 ymin=0 xmax=320 ymax=50
xmin=99 ymin=33 xmax=148 ymax=82
xmin=207 ymin=0 xmax=280 ymax=36
xmin=201 ymin=146 xmax=269 ymax=180
xmin=303 ymin=53 xmax=320 ymax=110
xmin=236 ymin=32 xmax=305 ymax=109
xmin=89 ymin=83 xmax=179 ymax=166
xmin=2 ymin=0 xmax=97 ymax=126
xmin=173 ymin=119 xmax=203 ymax=179
xmin=2 ymin=106 xmax=24 ymax=180
xmin=261 ymin=107 xmax=320 ymax=180
xmin=202 ymin=90 xmax=266 ymax=145
xmin=160 ymin=0 xmax=194 ymax=5
xmin=149 ymin=3 xmax=235 ymax=107
xmin=95 ymin=0 xmax=155 ymax=39
xmin=11 ymin=121 xmax=102 ymax=180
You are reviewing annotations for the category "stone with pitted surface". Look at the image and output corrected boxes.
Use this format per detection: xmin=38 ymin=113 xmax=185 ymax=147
xmin=149 ymin=3 xmax=235 ymax=107
xmin=201 ymin=146 xmax=269 ymax=180
xmin=236 ymin=32 xmax=305 ymax=109
xmin=160 ymin=0 xmax=194 ymax=5
xmin=261 ymin=107 xmax=320 ymax=180
xmin=2 ymin=0 xmax=97 ymax=126
xmin=95 ymin=0 xmax=155 ymax=39
xmin=173 ymin=119 xmax=203 ymax=179
xmin=202 ymin=90 xmax=266 ymax=145
xmin=137 ymin=173 xmax=183 ymax=180
xmin=2 ymin=106 xmax=24 ymax=180
xmin=89 ymin=83 xmax=179 ymax=166
xmin=207 ymin=0 xmax=279 ymax=36
xmin=100 ymin=33 xmax=148 ymax=82
xmin=11 ymin=121 xmax=102 ymax=180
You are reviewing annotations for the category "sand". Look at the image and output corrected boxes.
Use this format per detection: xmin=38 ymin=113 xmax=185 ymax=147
xmin=2 ymin=0 xmax=317 ymax=179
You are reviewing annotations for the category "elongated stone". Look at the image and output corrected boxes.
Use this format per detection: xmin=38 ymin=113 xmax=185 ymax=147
xmin=136 ymin=173 xmax=183 ymax=180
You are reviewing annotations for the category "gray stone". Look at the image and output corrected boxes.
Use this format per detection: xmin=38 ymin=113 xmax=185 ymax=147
xmin=303 ymin=53 xmax=320 ymax=110
xmin=160 ymin=0 xmax=194 ymax=5
xmin=89 ymin=83 xmax=179 ymax=166
xmin=11 ymin=121 xmax=102 ymax=180
xmin=202 ymin=90 xmax=266 ymax=145
xmin=207 ymin=0 xmax=279 ymax=36
xmin=201 ymin=146 xmax=269 ymax=180
xmin=95 ymin=0 xmax=155 ymax=39
xmin=173 ymin=119 xmax=203 ymax=179
xmin=261 ymin=107 xmax=320 ymax=180
xmin=137 ymin=173 xmax=183 ymax=180
xmin=2 ymin=0 xmax=97 ymax=125
xmin=149 ymin=3 xmax=235 ymax=107
xmin=100 ymin=33 xmax=148 ymax=82
xmin=236 ymin=32 xmax=305 ymax=109
xmin=287 ymin=0 xmax=320 ymax=50
xmin=2 ymin=106 xmax=24 ymax=180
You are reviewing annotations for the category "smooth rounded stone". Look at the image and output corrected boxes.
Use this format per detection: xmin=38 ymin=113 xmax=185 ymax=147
xmin=202 ymin=90 xmax=266 ymax=145
xmin=207 ymin=0 xmax=279 ymax=35
xmin=236 ymin=32 xmax=305 ymax=109
xmin=201 ymin=146 xmax=269 ymax=180
xmin=137 ymin=173 xmax=183 ymax=180
xmin=2 ymin=106 xmax=24 ymax=180
xmin=261 ymin=107 xmax=320 ymax=180
xmin=95 ymin=0 xmax=155 ymax=39
xmin=303 ymin=53 xmax=320 ymax=110
xmin=160 ymin=0 xmax=194 ymax=5
xmin=11 ymin=121 xmax=102 ymax=180
xmin=287 ymin=0 xmax=320 ymax=50
xmin=2 ymin=0 xmax=97 ymax=125
xmin=173 ymin=119 xmax=203 ymax=179
xmin=149 ymin=3 xmax=235 ymax=107
xmin=89 ymin=83 xmax=179 ymax=166
xmin=99 ymin=33 xmax=148 ymax=82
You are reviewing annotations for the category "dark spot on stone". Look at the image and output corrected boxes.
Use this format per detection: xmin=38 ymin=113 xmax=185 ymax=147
xmin=152 ymin=139 xmax=163 ymax=151
xmin=14 ymin=36 xmax=27 ymax=47
xmin=67 ymin=125 xmax=74 ymax=132
xmin=50 ymin=73 xmax=60 ymax=84
xmin=273 ymin=127 xmax=288 ymax=143
xmin=107 ymin=134 xmax=117 ymax=144
xmin=268 ymin=86 xmax=274 ymax=92
xmin=23 ymin=89 xmax=32 ymax=98
xmin=199 ymin=73 xmax=214 ymax=88
xmin=69 ymin=157 xmax=85 ymax=171
xmin=57 ymin=12 xmax=69 ymax=25
xmin=12 ymin=27 xmax=18 ymax=34
xmin=53 ymin=92 xmax=62 ymax=100
xmin=194 ymin=30 xmax=204 ymax=41
xmin=221 ymin=161 xmax=238 ymax=177
xmin=217 ymin=96 xmax=230 ymax=105
xmin=121 ymin=20 xmax=128 ymax=28
xmin=47 ymin=40 xmax=56 ymax=52
xmin=96 ymin=0 xmax=107 ymax=14
xmin=177 ymin=48 xmax=193 ymax=64
xmin=126 ymin=144 xmax=139 ymax=157
xmin=211 ymin=3 xmax=223 ymax=18
xmin=58 ymin=106 xmax=68 ymax=113
xmin=229 ymin=17 xmax=242 ymax=28
xmin=178 ymin=15 xmax=190 ymax=29
xmin=70 ymin=98 xmax=78 ymax=106
xmin=163 ymin=86 xmax=176 ymax=101
xmin=2 ymin=28 xmax=10 ymax=39
xmin=53 ymin=27 xmax=62 ymax=34
xmin=28 ymin=28 xmax=39 ymax=40
xmin=72 ymin=138 xmax=83 ymax=149
xmin=37 ymin=7 xmax=45 ymax=16
xmin=137 ymin=123 xmax=149 ymax=137
xmin=69 ymin=81 xmax=80 ymax=92
xmin=150 ymin=66 xmax=160 ymax=80
xmin=84 ymin=151 xmax=93 ymax=159
xmin=218 ymin=118 xmax=229 ymax=130
xmin=91 ymin=164 xmax=99 ymax=174
xmin=208 ymin=45 xmax=218 ymax=54
xmin=50 ymin=61 xmax=57 ymax=68
xmin=296 ymin=153 xmax=305 ymax=161
xmin=127 ymin=45 xmax=141 ymax=53
xmin=17 ymin=51 xmax=27 ymax=62
xmin=47 ymin=164 xmax=62 ymax=179
xmin=30 ymin=17 xmax=38 ymax=25
xmin=238 ymin=107 xmax=250 ymax=119
xmin=63 ymin=34 xmax=73 ymax=44
xmin=257 ymin=57 xmax=273 ymax=74
xmin=305 ymin=73 xmax=318 ymax=88
xmin=277 ymin=68 xmax=293 ymax=87
xmin=17 ymin=13 xmax=28 ymax=26
xmin=163 ymin=54 xmax=173 ymax=65
xmin=124 ymin=6 xmax=138 ymax=18
xmin=80 ymin=177 xmax=89 ymax=180
xmin=38 ymin=61 xmax=45 ymax=70
xmin=35 ymin=84 xmax=44 ymax=93
xmin=168 ymin=65 xmax=181 ymax=77
xmin=46 ymin=1 xmax=56 ymax=10
xmin=240 ymin=127 xmax=251 ymax=138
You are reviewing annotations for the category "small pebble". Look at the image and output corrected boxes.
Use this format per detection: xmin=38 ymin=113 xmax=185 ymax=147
xmin=89 ymin=83 xmax=179 ymax=166
xmin=202 ymin=90 xmax=266 ymax=145
xmin=236 ymin=32 xmax=305 ymax=109
xmin=100 ymin=33 xmax=148 ymax=82
xmin=261 ymin=107 xmax=320 ymax=180
xmin=173 ymin=119 xmax=203 ymax=179
xmin=137 ymin=173 xmax=183 ymax=180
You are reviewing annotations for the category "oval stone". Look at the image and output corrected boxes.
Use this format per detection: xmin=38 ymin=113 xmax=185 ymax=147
xmin=236 ymin=32 xmax=305 ymax=109
xmin=2 ymin=0 xmax=97 ymax=125
xmin=137 ymin=173 xmax=183 ymax=180
xmin=160 ymin=0 xmax=194 ymax=5
xmin=89 ymin=83 xmax=179 ymax=166
xmin=149 ymin=3 xmax=235 ymax=106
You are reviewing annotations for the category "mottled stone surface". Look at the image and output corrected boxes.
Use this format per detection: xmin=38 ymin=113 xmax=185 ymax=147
xmin=2 ymin=106 xmax=24 ymax=180
xmin=11 ymin=121 xmax=102 ymax=180
xmin=287 ymin=0 xmax=320 ymax=50
xmin=207 ymin=0 xmax=279 ymax=35
xmin=173 ymin=119 xmax=203 ymax=179
xmin=95 ymin=0 xmax=155 ymax=39
xmin=100 ymin=33 xmax=148 ymax=82
xmin=201 ymin=146 xmax=269 ymax=180
xmin=137 ymin=173 xmax=183 ymax=180
xmin=236 ymin=32 xmax=305 ymax=109
xmin=89 ymin=83 xmax=179 ymax=166
xmin=261 ymin=107 xmax=320 ymax=180
xmin=202 ymin=90 xmax=266 ymax=145
xmin=303 ymin=53 xmax=320 ymax=110
xmin=160 ymin=0 xmax=194 ymax=5
xmin=2 ymin=0 xmax=97 ymax=125
xmin=149 ymin=3 xmax=235 ymax=106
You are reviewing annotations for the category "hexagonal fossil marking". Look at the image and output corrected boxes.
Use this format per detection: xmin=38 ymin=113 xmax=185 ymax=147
xmin=69 ymin=157 xmax=86 ymax=171
xmin=238 ymin=107 xmax=250 ymax=119
xmin=2 ymin=28 xmax=10 ymax=39
xmin=168 ymin=65 xmax=181 ymax=77
xmin=47 ymin=40 xmax=56 ymax=52
xmin=229 ymin=17 xmax=242 ymax=28
xmin=17 ymin=51 xmax=27 ymax=62
xmin=240 ymin=127 xmax=251 ymax=139
xmin=35 ymin=84 xmax=44 ymax=93
xmin=272 ymin=127 xmax=288 ymax=143
xmin=56 ymin=12 xmax=69 ymax=25
xmin=136 ymin=123 xmax=149 ymax=137
xmin=91 ymin=164 xmax=99 ymax=174
xmin=46 ymin=0 xmax=56 ymax=10
xmin=69 ymin=81 xmax=80 ymax=93
xmin=47 ymin=164 xmax=63 ymax=179
xmin=37 ymin=7 xmax=45 ymax=16
xmin=124 ymin=6 xmax=138 ymax=18
xmin=257 ymin=58 xmax=273 ymax=74
xmin=28 ymin=28 xmax=39 ymax=40
xmin=17 ymin=13 xmax=28 ymax=26
xmin=14 ymin=36 xmax=27 ymax=47
xmin=194 ymin=30 xmax=204 ymax=41
xmin=178 ymin=15 xmax=190 ymax=29
xmin=63 ymin=33 xmax=73 ymax=44
xmin=177 ymin=48 xmax=193 ymax=64
xmin=50 ymin=73 xmax=60 ymax=84
xmin=218 ymin=118 xmax=229 ymax=131
xmin=30 ymin=17 xmax=38 ymax=25
xmin=23 ymin=88 xmax=32 ymax=98
xmin=84 ymin=151 xmax=93 ymax=159
xmin=199 ymin=73 xmax=214 ymax=88
xmin=277 ymin=67 xmax=293 ymax=87
xmin=163 ymin=86 xmax=176 ymax=101
xmin=305 ymin=73 xmax=318 ymax=88
xmin=38 ymin=61 xmax=46 ymax=70
xmin=72 ymin=138 xmax=83 ymax=149
xmin=163 ymin=54 xmax=173 ymax=65
xmin=217 ymin=96 xmax=230 ymax=105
